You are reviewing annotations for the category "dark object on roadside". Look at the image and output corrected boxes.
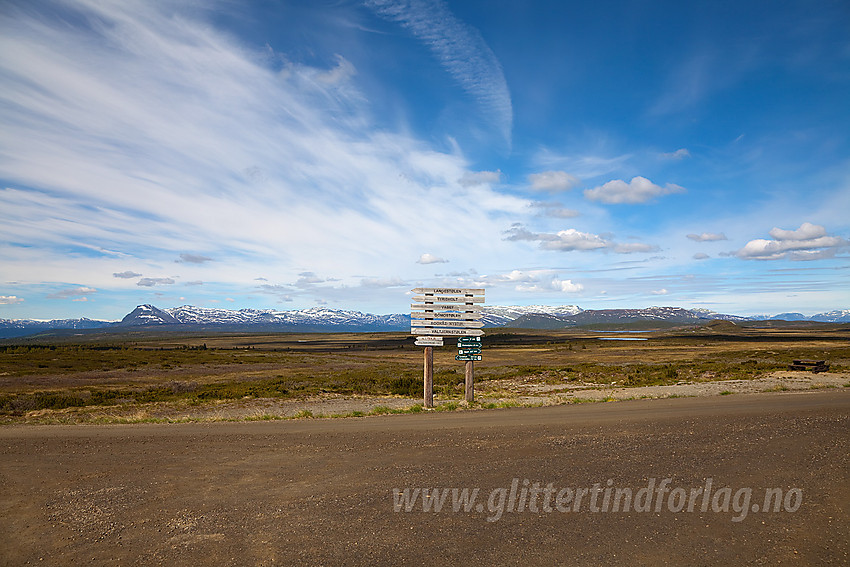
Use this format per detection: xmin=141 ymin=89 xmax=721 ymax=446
xmin=788 ymin=359 xmax=830 ymax=373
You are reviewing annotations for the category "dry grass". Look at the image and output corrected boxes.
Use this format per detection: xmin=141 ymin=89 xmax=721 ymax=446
xmin=1 ymin=325 xmax=848 ymax=423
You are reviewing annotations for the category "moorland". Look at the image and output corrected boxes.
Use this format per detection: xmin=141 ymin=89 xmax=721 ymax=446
xmin=1 ymin=321 xmax=848 ymax=424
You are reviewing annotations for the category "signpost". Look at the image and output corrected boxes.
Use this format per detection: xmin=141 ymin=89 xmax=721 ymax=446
xmin=411 ymin=288 xmax=484 ymax=407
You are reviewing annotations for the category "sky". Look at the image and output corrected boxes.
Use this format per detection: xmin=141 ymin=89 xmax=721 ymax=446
xmin=1 ymin=0 xmax=849 ymax=320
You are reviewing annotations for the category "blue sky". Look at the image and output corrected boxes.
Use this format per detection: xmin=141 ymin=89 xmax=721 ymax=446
xmin=1 ymin=0 xmax=849 ymax=320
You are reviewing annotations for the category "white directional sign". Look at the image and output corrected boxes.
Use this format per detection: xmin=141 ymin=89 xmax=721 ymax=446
xmin=411 ymin=311 xmax=483 ymax=320
xmin=411 ymin=319 xmax=484 ymax=328
xmin=413 ymin=288 xmax=485 ymax=295
xmin=412 ymin=295 xmax=485 ymax=303
xmin=412 ymin=327 xmax=484 ymax=336
xmin=415 ymin=337 xmax=444 ymax=346
xmin=411 ymin=303 xmax=483 ymax=312
xmin=411 ymin=288 xmax=485 ymax=338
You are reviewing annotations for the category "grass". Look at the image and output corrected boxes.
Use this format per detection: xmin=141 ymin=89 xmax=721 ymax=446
xmin=1 ymin=326 xmax=847 ymax=424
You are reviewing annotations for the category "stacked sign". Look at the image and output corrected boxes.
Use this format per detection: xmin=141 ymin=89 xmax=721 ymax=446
xmin=411 ymin=288 xmax=484 ymax=347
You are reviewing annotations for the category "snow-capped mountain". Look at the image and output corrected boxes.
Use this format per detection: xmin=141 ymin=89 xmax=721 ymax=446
xmin=481 ymin=305 xmax=583 ymax=326
xmin=118 ymin=304 xmax=409 ymax=331
xmin=805 ymin=309 xmax=850 ymax=323
xmin=0 ymin=317 xmax=115 ymax=338
xmin=1 ymin=304 xmax=847 ymax=339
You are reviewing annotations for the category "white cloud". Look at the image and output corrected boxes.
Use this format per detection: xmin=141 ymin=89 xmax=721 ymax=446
xmin=736 ymin=223 xmax=847 ymax=260
xmin=693 ymin=253 xmax=710 ymax=260
xmin=660 ymin=148 xmax=691 ymax=160
xmin=0 ymin=1 xmax=526 ymax=300
xmin=459 ymin=170 xmax=501 ymax=187
xmin=177 ymin=254 xmax=213 ymax=264
xmin=768 ymin=222 xmax=826 ymax=241
xmin=538 ymin=229 xmax=609 ymax=252
xmin=366 ymin=0 xmax=513 ymax=145
xmin=360 ymin=277 xmax=407 ymax=288
xmin=613 ymin=242 xmax=660 ymax=254
xmin=687 ymin=232 xmax=727 ymax=242
xmin=137 ymin=278 xmax=175 ymax=287
xmin=490 ymin=269 xmax=583 ymax=294
xmin=530 ymin=201 xmax=579 ymax=218
xmin=584 ymin=176 xmax=686 ymax=204
xmin=314 ymin=54 xmax=357 ymax=85
xmin=651 ymin=288 xmax=669 ymax=295
xmin=417 ymin=253 xmax=449 ymax=264
xmin=527 ymin=171 xmax=580 ymax=192
xmin=113 ymin=271 xmax=142 ymax=278
xmin=47 ymin=286 xmax=97 ymax=299
xmin=533 ymin=150 xmax=631 ymax=179
xmin=503 ymin=224 xmax=657 ymax=255
xmin=0 ymin=295 xmax=24 ymax=305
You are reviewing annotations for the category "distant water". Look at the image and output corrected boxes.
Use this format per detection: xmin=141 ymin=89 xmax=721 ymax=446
xmin=596 ymin=337 xmax=648 ymax=341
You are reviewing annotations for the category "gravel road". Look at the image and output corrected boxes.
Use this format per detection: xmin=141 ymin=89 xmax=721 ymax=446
xmin=1 ymin=390 xmax=848 ymax=566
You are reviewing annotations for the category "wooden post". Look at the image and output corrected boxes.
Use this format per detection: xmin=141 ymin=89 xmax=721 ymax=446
xmin=464 ymin=360 xmax=474 ymax=403
xmin=424 ymin=346 xmax=434 ymax=408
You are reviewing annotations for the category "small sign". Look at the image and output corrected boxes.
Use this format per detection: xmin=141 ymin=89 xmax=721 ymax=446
xmin=457 ymin=337 xmax=482 ymax=344
xmin=411 ymin=319 xmax=484 ymax=328
xmin=412 ymin=295 xmax=485 ymax=303
xmin=412 ymin=287 xmax=485 ymax=295
xmin=415 ymin=337 xmax=444 ymax=347
xmin=456 ymin=355 xmax=482 ymax=361
xmin=411 ymin=304 xmax=484 ymax=312
xmin=412 ymin=328 xmax=484 ymax=336
xmin=458 ymin=347 xmax=482 ymax=355
xmin=411 ymin=311 xmax=483 ymax=320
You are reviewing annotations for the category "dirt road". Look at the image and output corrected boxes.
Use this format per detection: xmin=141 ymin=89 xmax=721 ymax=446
xmin=2 ymin=390 xmax=848 ymax=566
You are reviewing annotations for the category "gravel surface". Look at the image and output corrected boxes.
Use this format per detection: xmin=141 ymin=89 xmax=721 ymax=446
xmin=1 ymin=390 xmax=848 ymax=565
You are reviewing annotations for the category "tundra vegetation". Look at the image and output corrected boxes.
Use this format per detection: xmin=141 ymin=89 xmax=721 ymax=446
xmin=0 ymin=324 xmax=847 ymax=423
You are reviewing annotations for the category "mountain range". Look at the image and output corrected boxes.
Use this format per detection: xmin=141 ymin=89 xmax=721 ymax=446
xmin=1 ymin=304 xmax=848 ymax=339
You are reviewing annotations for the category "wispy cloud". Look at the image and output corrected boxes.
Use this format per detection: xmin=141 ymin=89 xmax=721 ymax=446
xmin=177 ymin=254 xmax=213 ymax=264
xmin=533 ymin=150 xmax=632 ymax=179
xmin=530 ymin=201 xmax=580 ymax=219
xmin=0 ymin=0 xmax=522 ymax=300
xmin=47 ymin=286 xmax=97 ymax=299
xmin=459 ymin=170 xmax=501 ymax=187
xmin=0 ymin=295 xmax=24 ymax=305
xmin=113 ymin=271 xmax=142 ymax=279
xmin=687 ymin=232 xmax=727 ymax=242
xmin=416 ymin=253 xmax=449 ymax=264
xmin=366 ymin=0 xmax=512 ymax=146
xmin=137 ymin=278 xmax=176 ymax=287
xmin=527 ymin=171 xmax=580 ymax=192
xmin=660 ymin=148 xmax=691 ymax=160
